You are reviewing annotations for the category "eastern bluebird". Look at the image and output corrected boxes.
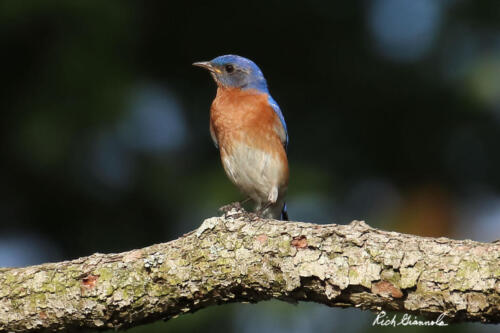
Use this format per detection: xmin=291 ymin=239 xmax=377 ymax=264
xmin=194 ymin=55 xmax=289 ymax=220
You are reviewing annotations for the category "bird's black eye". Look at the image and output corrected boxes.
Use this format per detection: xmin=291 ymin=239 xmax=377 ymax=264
xmin=225 ymin=64 xmax=234 ymax=73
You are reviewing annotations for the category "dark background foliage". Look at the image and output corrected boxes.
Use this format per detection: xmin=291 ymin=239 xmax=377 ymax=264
xmin=1 ymin=1 xmax=498 ymax=332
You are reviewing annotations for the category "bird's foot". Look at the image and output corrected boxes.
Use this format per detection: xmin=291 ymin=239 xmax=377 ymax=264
xmin=218 ymin=201 xmax=246 ymax=217
xmin=218 ymin=202 xmax=260 ymax=221
xmin=239 ymin=197 xmax=251 ymax=205
xmin=255 ymin=202 xmax=273 ymax=219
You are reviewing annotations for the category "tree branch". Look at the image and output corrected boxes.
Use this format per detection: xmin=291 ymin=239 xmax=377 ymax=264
xmin=1 ymin=206 xmax=499 ymax=332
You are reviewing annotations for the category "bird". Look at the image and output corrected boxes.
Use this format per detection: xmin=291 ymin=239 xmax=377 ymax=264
xmin=193 ymin=55 xmax=289 ymax=220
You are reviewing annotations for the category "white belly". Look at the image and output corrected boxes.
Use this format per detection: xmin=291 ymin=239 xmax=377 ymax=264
xmin=221 ymin=143 xmax=286 ymax=205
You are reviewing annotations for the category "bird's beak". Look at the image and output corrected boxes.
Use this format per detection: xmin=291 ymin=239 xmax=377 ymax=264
xmin=193 ymin=61 xmax=213 ymax=70
xmin=193 ymin=61 xmax=221 ymax=73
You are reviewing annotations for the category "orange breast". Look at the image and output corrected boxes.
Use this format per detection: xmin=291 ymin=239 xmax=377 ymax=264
xmin=210 ymin=87 xmax=287 ymax=162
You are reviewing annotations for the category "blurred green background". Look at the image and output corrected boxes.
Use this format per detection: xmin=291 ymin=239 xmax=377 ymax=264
xmin=0 ymin=0 xmax=499 ymax=332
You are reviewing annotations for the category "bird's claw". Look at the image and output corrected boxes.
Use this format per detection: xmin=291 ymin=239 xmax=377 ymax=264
xmin=218 ymin=202 xmax=244 ymax=215
xmin=218 ymin=202 xmax=261 ymax=221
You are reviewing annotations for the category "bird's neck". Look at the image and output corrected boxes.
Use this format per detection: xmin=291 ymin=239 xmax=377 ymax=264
xmin=244 ymin=78 xmax=268 ymax=92
xmin=216 ymin=79 xmax=268 ymax=93
xmin=214 ymin=86 xmax=266 ymax=102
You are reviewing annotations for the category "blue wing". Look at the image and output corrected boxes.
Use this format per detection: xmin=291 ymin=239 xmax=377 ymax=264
xmin=267 ymin=95 xmax=288 ymax=149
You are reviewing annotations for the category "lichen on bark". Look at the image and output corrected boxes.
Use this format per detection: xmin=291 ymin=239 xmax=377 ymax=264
xmin=0 ymin=206 xmax=499 ymax=332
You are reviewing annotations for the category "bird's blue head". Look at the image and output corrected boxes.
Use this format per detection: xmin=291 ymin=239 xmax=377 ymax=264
xmin=193 ymin=55 xmax=268 ymax=92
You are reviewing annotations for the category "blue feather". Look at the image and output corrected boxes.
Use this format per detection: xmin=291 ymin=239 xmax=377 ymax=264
xmin=267 ymin=95 xmax=288 ymax=149
xmin=210 ymin=55 xmax=268 ymax=92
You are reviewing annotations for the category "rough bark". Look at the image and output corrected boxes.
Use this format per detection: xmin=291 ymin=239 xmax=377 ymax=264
xmin=1 ymin=206 xmax=499 ymax=332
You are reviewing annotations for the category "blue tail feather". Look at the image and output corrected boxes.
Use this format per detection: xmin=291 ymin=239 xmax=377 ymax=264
xmin=281 ymin=202 xmax=289 ymax=221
